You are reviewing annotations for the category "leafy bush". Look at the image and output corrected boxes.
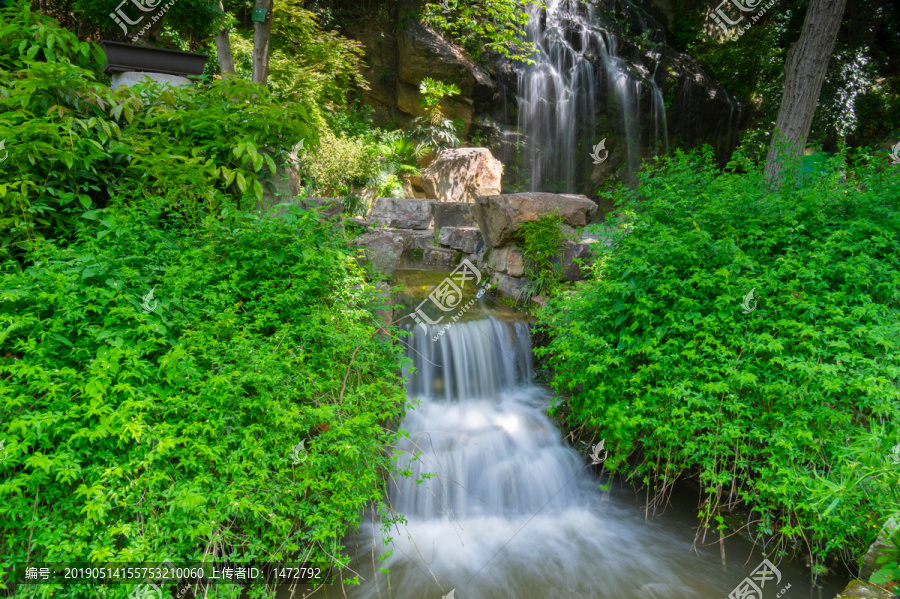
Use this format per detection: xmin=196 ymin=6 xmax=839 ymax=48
xmin=301 ymin=129 xmax=379 ymax=196
xmin=0 ymin=2 xmax=314 ymax=260
xmin=228 ymin=0 xmax=367 ymax=106
xmin=537 ymin=147 xmax=900 ymax=567
xmin=412 ymin=78 xmax=462 ymax=152
xmin=516 ymin=213 xmax=565 ymax=301
xmin=0 ymin=202 xmax=409 ymax=597
xmin=422 ymin=0 xmax=542 ymax=64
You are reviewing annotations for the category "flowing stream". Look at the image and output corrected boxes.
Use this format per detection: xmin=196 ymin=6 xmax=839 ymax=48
xmin=297 ymin=282 xmax=843 ymax=599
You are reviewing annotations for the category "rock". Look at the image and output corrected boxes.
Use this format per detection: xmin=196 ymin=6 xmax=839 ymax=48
xmin=490 ymin=273 xmax=527 ymax=299
xmin=397 ymin=20 xmax=493 ymax=99
xmin=368 ymin=198 xmax=436 ymax=229
xmin=834 ymin=580 xmax=896 ymax=599
xmin=555 ymin=240 xmax=595 ymax=282
xmin=422 ymin=148 xmax=503 ymax=204
xmin=506 ymin=247 xmax=525 ymax=277
xmin=486 ymin=246 xmax=509 ymax=273
xmin=350 ymin=230 xmax=405 ymax=277
xmin=408 ymin=230 xmax=436 ymax=252
xmin=433 ymin=202 xmax=477 ymax=228
xmin=485 ymin=245 xmax=525 ymax=277
xmin=473 ymin=192 xmax=598 ymax=248
xmin=423 ymin=247 xmax=461 ymax=268
xmin=531 ymin=295 xmax=548 ymax=309
xmin=862 ymin=517 xmax=899 ymax=580
xmin=438 ymin=227 xmax=483 ymax=254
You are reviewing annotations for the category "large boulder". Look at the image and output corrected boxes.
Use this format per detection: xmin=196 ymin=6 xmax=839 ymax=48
xmin=422 ymin=148 xmax=503 ymax=204
xmin=474 ymin=192 xmax=598 ymax=248
xmin=368 ymin=198 xmax=437 ymax=229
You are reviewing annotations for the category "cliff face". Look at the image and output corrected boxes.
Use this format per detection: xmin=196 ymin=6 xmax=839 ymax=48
xmin=348 ymin=0 xmax=745 ymax=195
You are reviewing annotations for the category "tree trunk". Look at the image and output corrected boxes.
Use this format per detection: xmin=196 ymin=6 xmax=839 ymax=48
xmin=215 ymin=0 xmax=235 ymax=75
xmin=764 ymin=0 xmax=848 ymax=180
xmin=251 ymin=0 xmax=274 ymax=85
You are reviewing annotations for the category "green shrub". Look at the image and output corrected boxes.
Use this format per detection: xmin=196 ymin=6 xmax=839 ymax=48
xmin=517 ymin=213 xmax=565 ymax=301
xmin=0 ymin=202 xmax=409 ymax=597
xmin=537 ymin=147 xmax=900 ymax=566
xmin=301 ymin=129 xmax=379 ymax=196
xmin=422 ymin=0 xmax=541 ymax=64
xmin=228 ymin=0 xmax=366 ymax=106
xmin=411 ymin=78 xmax=462 ymax=152
xmin=0 ymin=3 xmax=315 ymax=261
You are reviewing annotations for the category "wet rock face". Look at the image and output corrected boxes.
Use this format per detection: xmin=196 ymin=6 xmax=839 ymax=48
xmin=473 ymin=192 xmax=598 ymax=248
xmin=422 ymin=148 xmax=503 ymax=204
xmin=368 ymin=198 xmax=437 ymax=229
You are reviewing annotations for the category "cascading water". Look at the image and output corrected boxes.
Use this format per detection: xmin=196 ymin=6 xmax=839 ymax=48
xmin=514 ymin=0 xmax=669 ymax=190
xmin=332 ymin=313 xmax=839 ymax=599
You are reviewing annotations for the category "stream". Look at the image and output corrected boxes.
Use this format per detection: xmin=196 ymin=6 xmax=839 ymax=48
xmin=286 ymin=270 xmax=845 ymax=599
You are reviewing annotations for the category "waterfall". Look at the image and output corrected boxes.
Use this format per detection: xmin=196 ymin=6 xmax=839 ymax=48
xmin=514 ymin=0 xmax=667 ymax=190
xmin=330 ymin=313 xmax=840 ymax=598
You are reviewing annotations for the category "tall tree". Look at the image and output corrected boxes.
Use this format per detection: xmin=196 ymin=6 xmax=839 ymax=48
xmin=215 ymin=0 xmax=235 ymax=74
xmin=764 ymin=0 xmax=848 ymax=179
xmin=251 ymin=0 xmax=274 ymax=84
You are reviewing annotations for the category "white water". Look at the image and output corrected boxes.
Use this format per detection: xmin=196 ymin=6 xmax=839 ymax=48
xmin=510 ymin=0 xmax=743 ymax=190
xmin=326 ymin=317 xmax=837 ymax=599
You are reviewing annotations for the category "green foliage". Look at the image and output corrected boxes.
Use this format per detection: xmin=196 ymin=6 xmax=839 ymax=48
xmin=229 ymin=0 xmax=367 ymax=106
xmin=0 ymin=3 xmax=315 ymax=260
xmin=412 ymin=78 xmax=462 ymax=152
xmin=422 ymin=0 xmax=543 ymax=64
xmin=375 ymin=132 xmax=428 ymax=176
xmin=0 ymin=201 xmax=409 ymax=597
xmin=537 ymin=147 xmax=900 ymax=566
xmin=18 ymin=0 xmax=222 ymax=48
xmin=301 ymin=129 xmax=380 ymax=196
xmin=516 ymin=213 xmax=565 ymax=301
